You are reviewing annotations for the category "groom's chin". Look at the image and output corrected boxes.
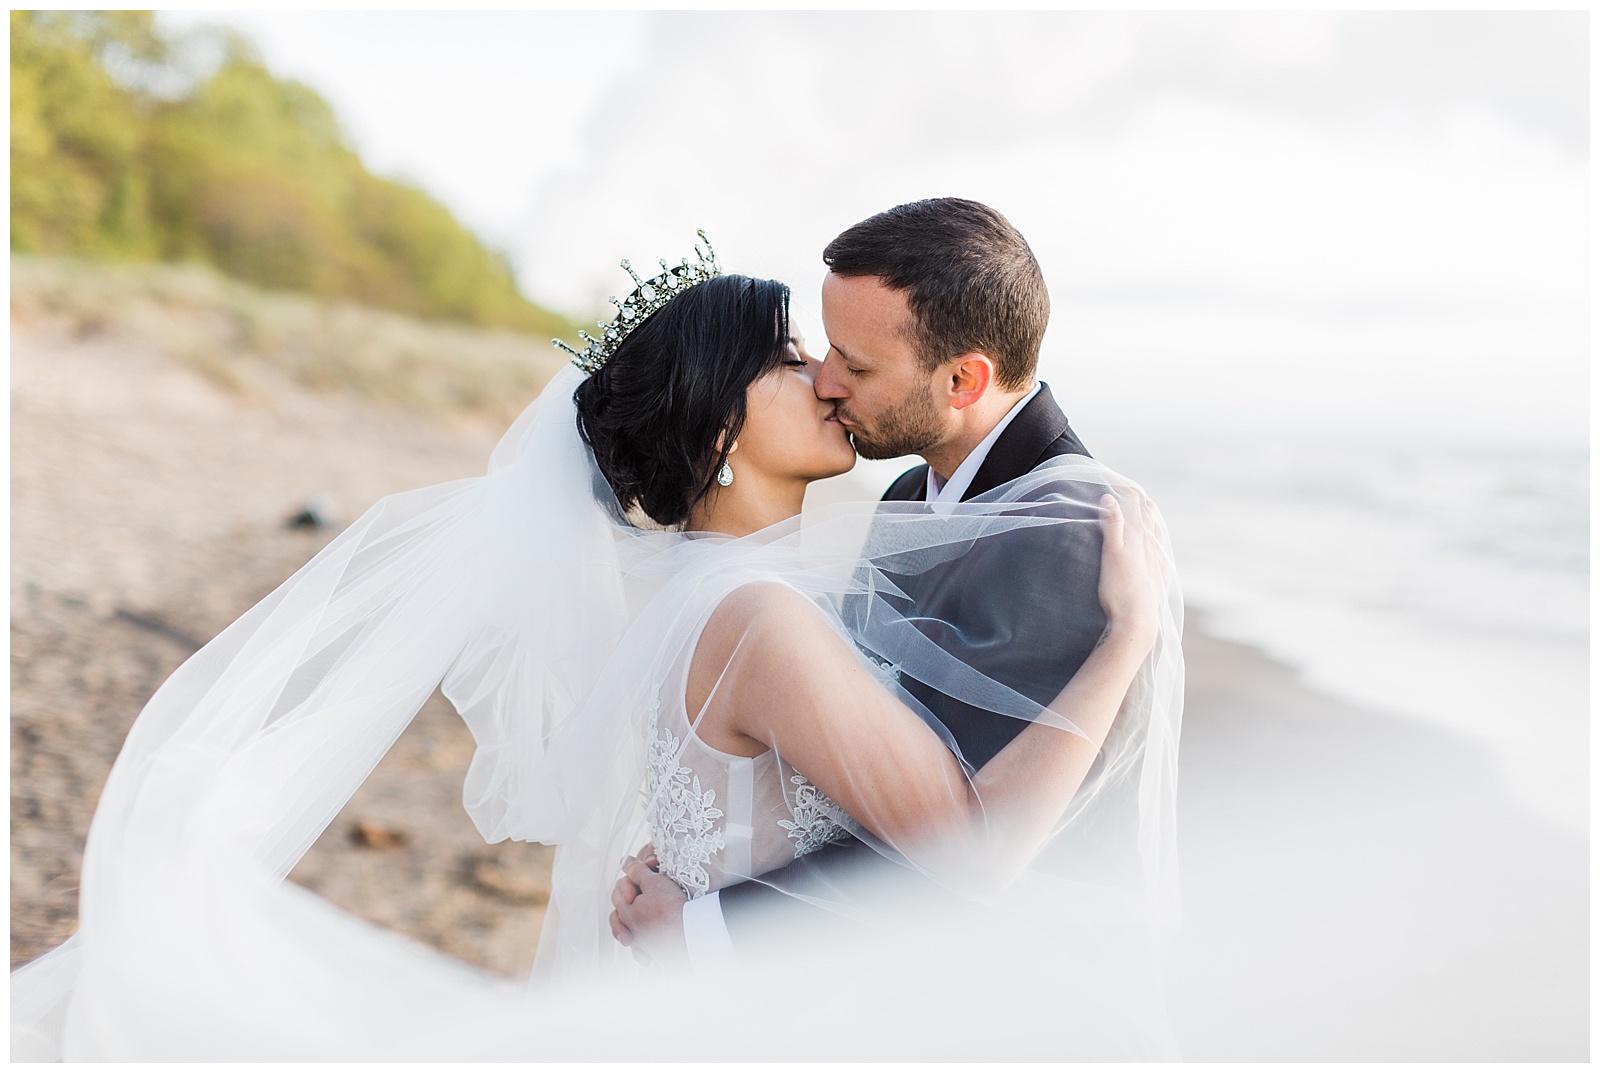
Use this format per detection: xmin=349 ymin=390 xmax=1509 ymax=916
xmin=848 ymin=435 xmax=895 ymax=462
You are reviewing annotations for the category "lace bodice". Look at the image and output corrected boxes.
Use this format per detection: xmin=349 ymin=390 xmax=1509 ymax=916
xmin=644 ymin=686 xmax=855 ymax=898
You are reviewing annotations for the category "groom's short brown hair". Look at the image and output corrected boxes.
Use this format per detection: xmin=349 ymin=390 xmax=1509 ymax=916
xmin=822 ymin=198 xmax=1049 ymax=390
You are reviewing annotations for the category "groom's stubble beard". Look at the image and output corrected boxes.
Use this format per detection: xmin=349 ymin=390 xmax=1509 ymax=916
xmin=838 ymin=385 xmax=944 ymax=461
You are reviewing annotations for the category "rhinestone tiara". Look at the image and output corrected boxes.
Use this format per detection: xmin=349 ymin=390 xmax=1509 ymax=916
xmin=554 ymin=230 xmax=722 ymax=374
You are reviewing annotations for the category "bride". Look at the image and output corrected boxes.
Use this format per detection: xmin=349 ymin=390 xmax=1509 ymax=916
xmin=11 ymin=236 xmax=1182 ymax=1061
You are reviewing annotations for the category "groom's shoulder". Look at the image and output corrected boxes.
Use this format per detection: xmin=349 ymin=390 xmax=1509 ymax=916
xmin=882 ymin=464 xmax=929 ymax=503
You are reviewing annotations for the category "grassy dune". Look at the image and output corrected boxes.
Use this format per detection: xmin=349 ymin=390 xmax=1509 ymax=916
xmin=12 ymin=255 xmax=573 ymax=422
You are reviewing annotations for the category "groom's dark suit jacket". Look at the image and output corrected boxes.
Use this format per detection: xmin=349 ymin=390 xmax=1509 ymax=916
xmin=718 ymin=383 xmax=1103 ymax=943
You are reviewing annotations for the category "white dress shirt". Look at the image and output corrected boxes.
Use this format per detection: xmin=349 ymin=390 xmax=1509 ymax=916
xmin=680 ymin=383 xmax=1042 ymax=965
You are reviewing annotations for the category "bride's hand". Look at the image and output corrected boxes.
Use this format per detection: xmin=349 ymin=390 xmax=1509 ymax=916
xmin=1095 ymin=492 xmax=1163 ymax=651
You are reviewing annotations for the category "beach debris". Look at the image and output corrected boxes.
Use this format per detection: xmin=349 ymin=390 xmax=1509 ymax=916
xmin=112 ymin=608 xmax=204 ymax=652
xmin=349 ymin=818 xmax=407 ymax=850
xmin=463 ymin=855 xmax=549 ymax=905
xmin=285 ymin=502 xmax=333 ymax=531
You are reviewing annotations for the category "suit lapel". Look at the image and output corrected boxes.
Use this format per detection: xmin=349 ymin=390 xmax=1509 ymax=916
xmin=963 ymin=382 xmax=1073 ymax=501
xmin=882 ymin=464 xmax=929 ymax=502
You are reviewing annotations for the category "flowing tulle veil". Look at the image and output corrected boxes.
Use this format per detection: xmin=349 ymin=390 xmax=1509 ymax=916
xmin=12 ymin=362 xmax=1185 ymax=1061
xmin=10 ymin=366 xmax=651 ymax=1058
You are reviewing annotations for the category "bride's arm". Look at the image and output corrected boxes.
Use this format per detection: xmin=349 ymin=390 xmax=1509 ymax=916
xmin=690 ymin=493 xmax=1161 ymax=877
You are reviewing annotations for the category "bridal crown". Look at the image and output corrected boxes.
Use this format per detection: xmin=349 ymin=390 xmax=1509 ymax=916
xmin=554 ymin=230 xmax=723 ymax=374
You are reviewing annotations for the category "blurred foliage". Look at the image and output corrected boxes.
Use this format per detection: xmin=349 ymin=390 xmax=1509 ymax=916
xmin=11 ymin=11 xmax=572 ymax=337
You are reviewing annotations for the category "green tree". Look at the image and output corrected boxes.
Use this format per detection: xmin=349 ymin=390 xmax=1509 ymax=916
xmin=10 ymin=11 xmax=161 ymax=257
xmin=10 ymin=10 xmax=570 ymax=336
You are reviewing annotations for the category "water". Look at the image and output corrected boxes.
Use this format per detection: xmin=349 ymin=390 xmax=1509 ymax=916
xmin=1095 ymin=428 xmax=1589 ymax=835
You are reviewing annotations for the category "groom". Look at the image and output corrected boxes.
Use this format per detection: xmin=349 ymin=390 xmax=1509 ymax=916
xmin=612 ymin=197 xmax=1100 ymax=964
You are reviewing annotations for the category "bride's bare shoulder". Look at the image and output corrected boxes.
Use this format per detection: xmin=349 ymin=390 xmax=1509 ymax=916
xmin=713 ymin=578 xmax=809 ymax=615
xmin=686 ymin=581 xmax=838 ymax=753
xmin=692 ymin=582 xmax=837 ymax=688
xmin=702 ymin=580 xmax=829 ymax=646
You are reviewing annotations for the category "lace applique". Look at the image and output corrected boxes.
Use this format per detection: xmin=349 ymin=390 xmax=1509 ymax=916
xmin=851 ymin=646 xmax=900 ymax=690
xmin=779 ymin=773 xmax=850 ymax=856
xmin=644 ymin=700 xmax=725 ymax=897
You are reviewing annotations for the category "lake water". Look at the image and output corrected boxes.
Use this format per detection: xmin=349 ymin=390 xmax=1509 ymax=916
xmin=1095 ymin=426 xmax=1589 ymax=836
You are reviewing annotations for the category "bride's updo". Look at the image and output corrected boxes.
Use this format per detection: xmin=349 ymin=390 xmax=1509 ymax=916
xmin=574 ymin=274 xmax=792 ymax=527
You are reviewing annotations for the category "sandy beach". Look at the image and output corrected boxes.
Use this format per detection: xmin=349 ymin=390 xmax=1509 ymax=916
xmin=9 ymin=301 xmax=1587 ymax=1058
xmin=1173 ymin=622 xmax=1587 ymax=1060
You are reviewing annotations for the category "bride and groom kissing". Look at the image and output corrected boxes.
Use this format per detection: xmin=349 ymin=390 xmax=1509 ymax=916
xmin=11 ymin=196 xmax=1180 ymax=1060
xmin=603 ymin=196 xmax=1174 ymax=970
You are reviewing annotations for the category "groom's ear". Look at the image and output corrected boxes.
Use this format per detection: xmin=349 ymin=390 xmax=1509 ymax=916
xmin=944 ymin=354 xmax=995 ymax=411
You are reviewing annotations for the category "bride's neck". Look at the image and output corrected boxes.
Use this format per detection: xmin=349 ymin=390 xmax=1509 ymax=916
xmin=685 ymin=475 xmax=806 ymax=537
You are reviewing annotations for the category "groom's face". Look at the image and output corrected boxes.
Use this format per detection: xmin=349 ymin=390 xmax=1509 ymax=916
xmin=815 ymin=273 xmax=948 ymax=460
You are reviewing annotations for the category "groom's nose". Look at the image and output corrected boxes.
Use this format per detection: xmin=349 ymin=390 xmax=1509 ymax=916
xmin=814 ymin=353 xmax=847 ymax=401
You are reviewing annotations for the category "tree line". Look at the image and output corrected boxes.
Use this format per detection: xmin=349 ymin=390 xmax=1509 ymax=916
xmin=11 ymin=11 xmax=570 ymax=336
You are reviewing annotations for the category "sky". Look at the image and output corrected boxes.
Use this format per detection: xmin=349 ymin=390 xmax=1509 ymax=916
xmin=157 ymin=11 xmax=1588 ymax=445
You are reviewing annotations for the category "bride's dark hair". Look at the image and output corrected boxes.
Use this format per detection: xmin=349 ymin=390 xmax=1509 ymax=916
xmin=573 ymin=273 xmax=792 ymax=527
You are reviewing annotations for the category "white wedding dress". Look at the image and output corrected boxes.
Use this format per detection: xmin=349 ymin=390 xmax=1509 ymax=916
xmin=11 ymin=366 xmax=1184 ymax=1061
xmin=644 ymin=685 xmax=855 ymax=898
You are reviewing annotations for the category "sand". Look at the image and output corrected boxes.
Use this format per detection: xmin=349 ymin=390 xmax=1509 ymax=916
xmin=1172 ymin=620 xmax=1588 ymax=1060
xmin=10 ymin=307 xmax=1587 ymax=1058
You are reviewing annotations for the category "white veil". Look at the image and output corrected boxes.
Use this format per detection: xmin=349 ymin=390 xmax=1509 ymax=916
xmin=10 ymin=366 xmax=643 ymax=1059
xmin=10 ymin=365 xmax=1184 ymax=1061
